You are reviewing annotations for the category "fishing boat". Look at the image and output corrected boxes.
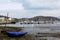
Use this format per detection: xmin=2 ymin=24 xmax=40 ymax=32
xmin=6 ymin=31 xmax=27 ymax=37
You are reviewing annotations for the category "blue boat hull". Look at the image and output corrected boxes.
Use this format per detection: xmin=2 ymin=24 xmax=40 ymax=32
xmin=6 ymin=31 xmax=27 ymax=37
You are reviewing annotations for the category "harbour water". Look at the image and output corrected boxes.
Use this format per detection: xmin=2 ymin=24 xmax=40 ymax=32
xmin=1 ymin=22 xmax=60 ymax=40
xmin=1 ymin=22 xmax=60 ymax=34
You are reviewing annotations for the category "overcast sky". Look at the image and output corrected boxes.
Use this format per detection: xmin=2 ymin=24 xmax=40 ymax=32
xmin=0 ymin=0 xmax=60 ymax=18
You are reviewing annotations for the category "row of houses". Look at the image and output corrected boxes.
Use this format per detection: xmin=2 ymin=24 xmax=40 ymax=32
xmin=20 ymin=16 xmax=59 ymax=24
xmin=20 ymin=20 xmax=57 ymax=24
xmin=0 ymin=15 xmax=58 ymax=24
xmin=0 ymin=15 xmax=16 ymax=24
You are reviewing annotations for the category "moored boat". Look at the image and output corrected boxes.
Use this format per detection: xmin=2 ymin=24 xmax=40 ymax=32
xmin=6 ymin=31 xmax=27 ymax=37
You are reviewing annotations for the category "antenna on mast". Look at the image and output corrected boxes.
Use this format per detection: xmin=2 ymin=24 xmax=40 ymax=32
xmin=7 ymin=12 xmax=8 ymax=17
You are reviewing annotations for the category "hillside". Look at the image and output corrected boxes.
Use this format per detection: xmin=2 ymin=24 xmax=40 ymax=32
xmin=19 ymin=16 xmax=60 ymax=21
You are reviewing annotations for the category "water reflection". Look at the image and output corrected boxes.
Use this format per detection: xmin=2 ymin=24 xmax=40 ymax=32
xmin=0 ymin=22 xmax=60 ymax=40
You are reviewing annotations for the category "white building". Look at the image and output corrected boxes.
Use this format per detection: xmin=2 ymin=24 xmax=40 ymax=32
xmin=0 ymin=16 xmax=12 ymax=23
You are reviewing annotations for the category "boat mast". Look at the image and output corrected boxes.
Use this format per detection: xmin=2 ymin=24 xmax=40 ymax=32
xmin=5 ymin=13 xmax=8 ymax=29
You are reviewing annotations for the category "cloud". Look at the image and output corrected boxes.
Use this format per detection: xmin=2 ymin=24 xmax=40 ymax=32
xmin=0 ymin=0 xmax=60 ymax=18
xmin=20 ymin=0 xmax=60 ymax=17
xmin=0 ymin=0 xmax=12 ymax=3
xmin=23 ymin=0 xmax=60 ymax=10
xmin=0 ymin=3 xmax=24 ymax=10
xmin=34 ymin=10 xmax=60 ymax=17
xmin=0 ymin=0 xmax=24 ymax=10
